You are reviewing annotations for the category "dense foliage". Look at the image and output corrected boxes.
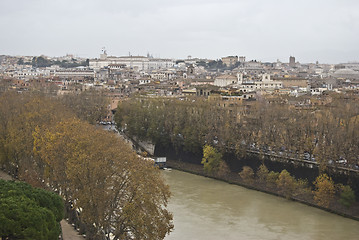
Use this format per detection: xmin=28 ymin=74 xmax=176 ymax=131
xmin=237 ymin=165 xmax=354 ymax=208
xmin=115 ymin=97 xmax=235 ymax=155
xmin=25 ymin=56 xmax=89 ymax=68
xmin=0 ymin=91 xmax=173 ymax=239
xmin=201 ymin=145 xmax=223 ymax=175
xmin=313 ymin=174 xmax=335 ymax=207
xmin=116 ymin=95 xmax=358 ymax=209
xmin=339 ymin=185 xmax=356 ymax=208
xmin=0 ymin=180 xmax=63 ymax=240
xmin=59 ymin=89 xmax=109 ymax=124
xmin=115 ymin=95 xmax=359 ymax=168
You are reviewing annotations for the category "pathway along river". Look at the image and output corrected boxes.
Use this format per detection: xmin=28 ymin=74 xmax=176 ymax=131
xmin=163 ymin=170 xmax=359 ymax=240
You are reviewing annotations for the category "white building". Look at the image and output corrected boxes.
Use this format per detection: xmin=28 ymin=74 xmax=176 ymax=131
xmin=54 ymin=68 xmax=95 ymax=78
xmin=214 ymin=74 xmax=238 ymax=87
xmin=89 ymin=52 xmax=174 ymax=71
xmin=237 ymin=73 xmax=282 ymax=92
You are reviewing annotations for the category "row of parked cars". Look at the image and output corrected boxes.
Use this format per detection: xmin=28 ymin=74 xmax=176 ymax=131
xmin=99 ymin=121 xmax=114 ymax=125
xmin=249 ymin=143 xmax=359 ymax=170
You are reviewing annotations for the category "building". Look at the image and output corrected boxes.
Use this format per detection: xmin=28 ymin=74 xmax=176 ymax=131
xmin=333 ymin=69 xmax=359 ymax=80
xmin=237 ymin=73 xmax=282 ymax=92
xmin=182 ymin=88 xmax=196 ymax=96
xmin=214 ymin=74 xmax=238 ymax=87
xmin=239 ymin=60 xmax=264 ymax=74
xmin=272 ymin=77 xmax=308 ymax=88
xmin=289 ymin=56 xmax=295 ymax=67
xmin=54 ymin=68 xmax=95 ymax=79
xmin=190 ymin=78 xmax=215 ymax=86
xmin=238 ymin=56 xmax=246 ymax=63
xmin=221 ymin=56 xmax=238 ymax=67
xmin=89 ymin=51 xmax=175 ymax=71
xmin=195 ymin=85 xmax=219 ymax=97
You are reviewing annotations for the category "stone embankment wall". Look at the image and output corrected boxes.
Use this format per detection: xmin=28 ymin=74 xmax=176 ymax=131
xmin=154 ymin=143 xmax=359 ymax=199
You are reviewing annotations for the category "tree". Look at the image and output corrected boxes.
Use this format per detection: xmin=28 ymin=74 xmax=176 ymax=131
xmin=294 ymin=179 xmax=310 ymax=196
xmin=256 ymin=164 xmax=269 ymax=184
xmin=59 ymin=89 xmax=109 ymax=124
xmin=276 ymin=170 xmax=296 ymax=199
xmin=32 ymin=56 xmax=52 ymax=68
xmin=201 ymin=145 xmax=223 ymax=175
xmin=1 ymin=92 xmax=173 ymax=239
xmin=0 ymin=180 xmax=63 ymax=240
xmin=35 ymin=118 xmax=173 ymax=239
xmin=313 ymin=174 xmax=335 ymax=208
xmin=17 ymin=58 xmax=24 ymax=65
xmin=339 ymin=185 xmax=355 ymax=208
xmin=267 ymin=171 xmax=280 ymax=188
xmin=239 ymin=166 xmax=254 ymax=184
xmin=217 ymin=160 xmax=231 ymax=178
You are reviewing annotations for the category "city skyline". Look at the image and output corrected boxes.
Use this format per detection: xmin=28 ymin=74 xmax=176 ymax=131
xmin=1 ymin=0 xmax=359 ymax=63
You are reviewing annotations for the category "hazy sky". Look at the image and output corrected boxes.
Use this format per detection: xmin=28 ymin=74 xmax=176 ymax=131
xmin=1 ymin=0 xmax=359 ymax=63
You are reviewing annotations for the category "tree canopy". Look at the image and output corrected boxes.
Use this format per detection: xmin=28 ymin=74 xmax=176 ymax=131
xmin=0 ymin=180 xmax=64 ymax=240
xmin=201 ymin=145 xmax=223 ymax=175
xmin=115 ymin=95 xmax=359 ymax=169
xmin=0 ymin=91 xmax=173 ymax=239
xmin=313 ymin=174 xmax=335 ymax=208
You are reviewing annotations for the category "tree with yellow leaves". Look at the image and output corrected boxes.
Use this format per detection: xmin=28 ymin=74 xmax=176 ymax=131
xmin=34 ymin=118 xmax=173 ymax=239
xmin=313 ymin=174 xmax=335 ymax=208
xmin=201 ymin=145 xmax=223 ymax=175
xmin=276 ymin=170 xmax=296 ymax=199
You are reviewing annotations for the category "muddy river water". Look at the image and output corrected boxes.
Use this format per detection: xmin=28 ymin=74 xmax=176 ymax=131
xmin=163 ymin=170 xmax=359 ymax=240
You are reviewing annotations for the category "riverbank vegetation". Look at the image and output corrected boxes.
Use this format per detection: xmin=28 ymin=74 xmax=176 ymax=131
xmin=239 ymin=165 xmax=355 ymax=209
xmin=0 ymin=91 xmax=173 ymax=239
xmin=115 ymin=95 xmax=359 ymax=170
xmin=115 ymin=95 xmax=359 ymax=217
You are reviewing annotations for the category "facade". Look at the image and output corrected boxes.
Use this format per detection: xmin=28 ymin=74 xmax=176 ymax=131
xmin=289 ymin=56 xmax=295 ymax=67
xmin=182 ymin=89 xmax=196 ymax=96
xmin=333 ymin=69 xmax=359 ymax=79
xmin=190 ymin=78 xmax=215 ymax=86
xmin=238 ymin=56 xmax=246 ymax=63
xmin=239 ymin=60 xmax=264 ymax=74
xmin=222 ymin=56 xmax=238 ymax=67
xmin=273 ymin=77 xmax=308 ymax=88
xmin=214 ymin=74 xmax=238 ymax=87
xmin=237 ymin=73 xmax=282 ymax=92
xmin=195 ymin=85 xmax=218 ymax=97
xmin=89 ymin=52 xmax=174 ymax=71
xmin=54 ymin=69 xmax=95 ymax=79
xmin=149 ymin=70 xmax=176 ymax=81
xmin=139 ymin=79 xmax=151 ymax=85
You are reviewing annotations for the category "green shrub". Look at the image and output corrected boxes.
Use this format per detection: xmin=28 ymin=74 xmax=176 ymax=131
xmin=339 ymin=185 xmax=355 ymax=208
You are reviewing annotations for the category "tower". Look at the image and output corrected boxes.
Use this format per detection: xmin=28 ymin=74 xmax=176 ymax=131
xmin=237 ymin=73 xmax=243 ymax=85
xmin=100 ymin=47 xmax=107 ymax=60
xmin=289 ymin=56 xmax=295 ymax=67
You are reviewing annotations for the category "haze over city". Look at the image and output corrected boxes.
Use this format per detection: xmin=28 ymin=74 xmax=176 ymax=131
xmin=1 ymin=0 xmax=359 ymax=63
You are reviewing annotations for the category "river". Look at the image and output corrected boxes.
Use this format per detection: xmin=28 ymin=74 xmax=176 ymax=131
xmin=163 ymin=169 xmax=359 ymax=240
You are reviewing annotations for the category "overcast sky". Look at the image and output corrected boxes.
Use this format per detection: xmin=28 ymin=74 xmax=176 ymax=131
xmin=1 ymin=0 xmax=358 ymax=63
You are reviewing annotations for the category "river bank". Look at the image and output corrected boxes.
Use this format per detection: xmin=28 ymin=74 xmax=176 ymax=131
xmin=165 ymin=159 xmax=359 ymax=221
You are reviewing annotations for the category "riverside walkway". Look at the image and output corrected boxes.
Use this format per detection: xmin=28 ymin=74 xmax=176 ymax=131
xmin=0 ymin=170 xmax=84 ymax=240
xmin=60 ymin=220 xmax=85 ymax=240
